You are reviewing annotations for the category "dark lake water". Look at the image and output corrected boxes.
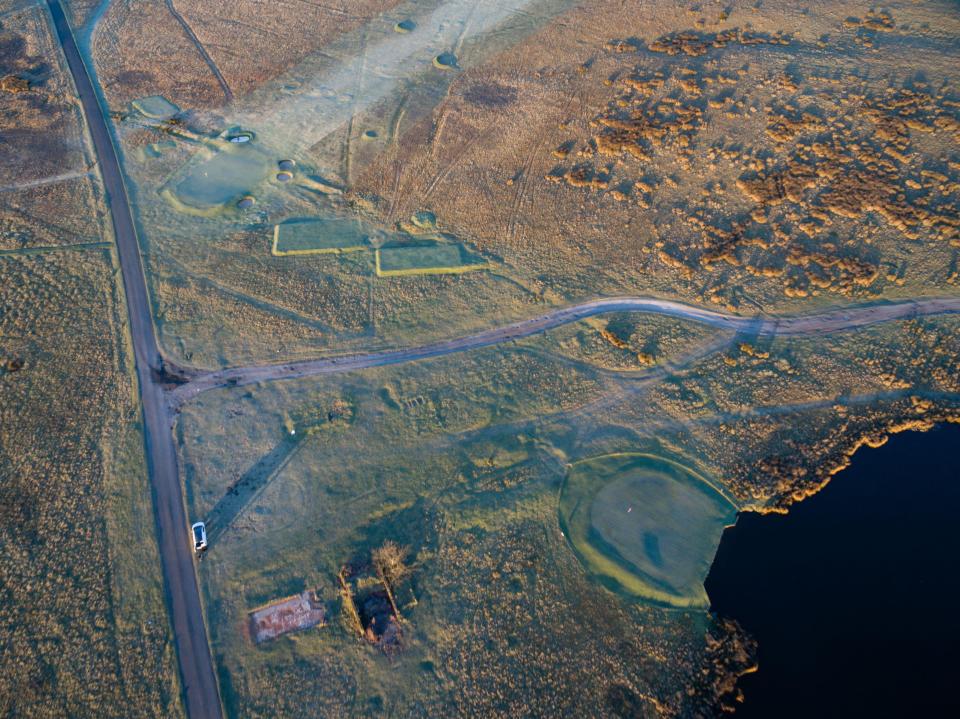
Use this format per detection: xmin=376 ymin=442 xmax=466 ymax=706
xmin=705 ymin=423 xmax=960 ymax=718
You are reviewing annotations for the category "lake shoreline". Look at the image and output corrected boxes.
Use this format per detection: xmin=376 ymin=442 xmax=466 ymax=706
xmin=705 ymin=423 xmax=960 ymax=718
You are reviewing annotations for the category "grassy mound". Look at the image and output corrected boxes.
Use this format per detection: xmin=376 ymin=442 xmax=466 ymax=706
xmin=559 ymin=453 xmax=736 ymax=607
xmin=131 ymin=95 xmax=179 ymax=120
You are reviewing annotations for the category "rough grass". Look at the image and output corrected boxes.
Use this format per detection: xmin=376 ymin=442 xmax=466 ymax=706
xmin=0 ymin=174 xmax=109 ymax=251
xmin=82 ymin=0 xmax=960 ymax=713
xmin=180 ymin=364 xmax=743 ymax=717
xmin=537 ymin=313 xmax=719 ymax=371
xmin=0 ymin=4 xmax=88 ymax=187
xmin=104 ymin=0 xmax=960 ymax=370
xmin=174 ymin=302 xmax=960 ymax=716
xmin=0 ymin=7 xmax=180 ymax=714
xmin=0 ymin=250 xmax=180 ymax=717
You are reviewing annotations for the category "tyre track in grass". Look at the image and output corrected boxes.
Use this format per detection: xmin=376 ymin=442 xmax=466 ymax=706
xmin=165 ymin=0 xmax=233 ymax=104
xmin=46 ymin=4 xmax=960 ymax=715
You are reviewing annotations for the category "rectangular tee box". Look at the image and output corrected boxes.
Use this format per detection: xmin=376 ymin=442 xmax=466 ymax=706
xmin=375 ymin=242 xmax=487 ymax=277
xmin=272 ymin=218 xmax=369 ymax=255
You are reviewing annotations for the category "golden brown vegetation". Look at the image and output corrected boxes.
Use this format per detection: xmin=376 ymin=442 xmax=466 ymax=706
xmin=179 ymin=305 xmax=960 ymax=718
xmin=726 ymin=403 xmax=960 ymax=512
xmin=371 ymin=540 xmax=409 ymax=590
xmin=542 ymin=313 xmax=716 ymax=371
xmin=1 ymin=9 xmax=179 ymax=711
xmin=0 ymin=174 xmax=109 ymax=251
xmin=0 ymin=8 xmax=87 ymax=186
xmin=82 ymin=0 xmax=960 ymax=715
xmin=647 ymin=27 xmax=791 ymax=57
xmin=345 ymin=0 xmax=959 ymax=321
xmin=549 ymin=42 xmax=959 ymax=303
xmin=429 ymin=521 xmax=751 ymax=716
xmin=0 ymin=251 xmax=179 ymax=717
xmin=92 ymin=0 xmax=226 ymax=109
xmin=640 ymin=316 xmax=960 ymax=511
xmin=91 ymin=0 xmax=402 ymax=111
xmin=170 ymin=0 xmax=401 ymax=99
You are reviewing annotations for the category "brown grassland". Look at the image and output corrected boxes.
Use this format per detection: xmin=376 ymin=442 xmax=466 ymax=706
xmin=90 ymin=0 xmax=405 ymax=110
xmin=1 ymin=4 xmax=179 ymax=716
xmin=175 ymin=307 xmax=959 ymax=716
xmin=353 ymin=0 xmax=959 ymax=314
xmin=0 ymin=250 xmax=180 ymax=717
xmin=82 ymin=0 xmax=959 ymax=369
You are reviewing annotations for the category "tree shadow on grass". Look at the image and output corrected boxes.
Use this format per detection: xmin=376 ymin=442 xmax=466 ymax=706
xmin=204 ymin=434 xmax=305 ymax=546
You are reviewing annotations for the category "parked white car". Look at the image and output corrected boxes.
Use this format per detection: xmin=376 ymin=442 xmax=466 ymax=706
xmin=191 ymin=522 xmax=207 ymax=554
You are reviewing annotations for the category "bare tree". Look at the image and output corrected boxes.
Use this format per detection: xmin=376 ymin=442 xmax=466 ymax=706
xmin=372 ymin=541 xmax=410 ymax=622
xmin=372 ymin=541 xmax=409 ymax=587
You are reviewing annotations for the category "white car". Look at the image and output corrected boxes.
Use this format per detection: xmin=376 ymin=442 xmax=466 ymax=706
xmin=191 ymin=522 xmax=207 ymax=554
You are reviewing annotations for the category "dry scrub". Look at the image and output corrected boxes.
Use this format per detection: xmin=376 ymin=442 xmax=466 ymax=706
xmin=0 ymin=251 xmax=179 ymax=717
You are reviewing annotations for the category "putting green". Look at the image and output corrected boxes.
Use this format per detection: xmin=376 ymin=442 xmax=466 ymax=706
xmin=131 ymin=95 xmax=180 ymax=120
xmin=163 ymin=142 xmax=271 ymax=215
xmin=559 ymin=453 xmax=736 ymax=607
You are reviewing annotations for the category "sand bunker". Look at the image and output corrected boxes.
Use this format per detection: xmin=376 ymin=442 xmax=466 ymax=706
xmin=559 ymin=453 xmax=736 ymax=607
xmin=433 ymin=52 xmax=459 ymax=70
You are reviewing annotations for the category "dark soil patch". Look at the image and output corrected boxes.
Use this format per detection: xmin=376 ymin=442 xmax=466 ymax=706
xmin=357 ymin=588 xmax=401 ymax=647
xmin=606 ymin=683 xmax=655 ymax=718
xmin=463 ymin=81 xmax=517 ymax=108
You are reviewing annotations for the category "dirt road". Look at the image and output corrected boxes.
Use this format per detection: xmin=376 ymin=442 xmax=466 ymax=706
xmin=47 ymin=3 xmax=223 ymax=718
xmin=171 ymin=296 xmax=960 ymax=405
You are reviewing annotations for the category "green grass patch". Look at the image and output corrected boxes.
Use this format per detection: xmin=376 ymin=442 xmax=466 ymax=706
xmin=164 ymin=144 xmax=271 ymax=214
xmin=272 ymin=218 xmax=370 ymax=256
xmin=375 ymin=241 xmax=486 ymax=276
xmin=131 ymin=95 xmax=180 ymax=120
xmin=559 ymin=453 xmax=736 ymax=608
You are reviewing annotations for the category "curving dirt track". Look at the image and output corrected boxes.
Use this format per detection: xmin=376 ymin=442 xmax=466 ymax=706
xmin=171 ymin=296 xmax=960 ymax=406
